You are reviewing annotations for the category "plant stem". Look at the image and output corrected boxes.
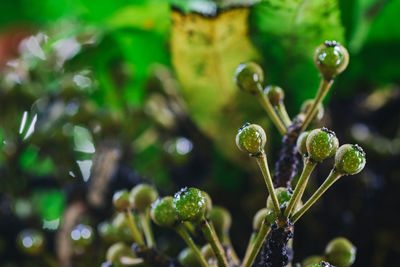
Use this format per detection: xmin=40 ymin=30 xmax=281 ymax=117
xmin=292 ymin=170 xmax=342 ymax=223
xmin=241 ymin=221 xmax=271 ymax=267
xmin=200 ymin=220 xmax=229 ymax=267
xmin=255 ymin=154 xmax=281 ymax=215
xmin=139 ymin=209 xmax=155 ymax=248
xmin=277 ymin=103 xmax=292 ymax=127
xmin=124 ymin=209 xmax=145 ymax=246
xmin=283 ymin=158 xmax=317 ymax=217
xmin=301 ymin=79 xmax=334 ymax=131
xmin=256 ymin=84 xmax=287 ymax=135
xmin=242 ymin=233 xmax=256 ymax=265
xmin=184 ymin=221 xmax=197 ymax=236
xmin=175 ymin=224 xmax=208 ymax=267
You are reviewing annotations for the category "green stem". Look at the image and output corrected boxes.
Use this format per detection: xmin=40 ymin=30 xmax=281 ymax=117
xmin=241 ymin=221 xmax=271 ymax=267
xmin=255 ymin=154 xmax=281 ymax=215
xmin=277 ymin=103 xmax=292 ymax=127
xmin=283 ymin=158 xmax=317 ymax=217
xmin=124 ymin=209 xmax=145 ymax=246
xmin=256 ymin=84 xmax=287 ymax=135
xmin=175 ymin=225 xmax=208 ymax=267
xmin=242 ymin=233 xmax=257 ymax=265
xmin=139 ymin=209 xmax=155 ymax=248
xmin=183 ymin=221 xmax=197 ymax=237
xmin=301 ymin=79 xmax=334 ymax=131
xmin=292 ymin=170 xmax=342 ymax=223
xmin=200 ymin=220 xmax=229 ymax=267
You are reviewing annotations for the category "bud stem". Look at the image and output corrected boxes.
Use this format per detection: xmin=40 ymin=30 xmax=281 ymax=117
xmin=241 ymin=220 xmax=271 ymax=267
xmin=301 ymin=79 xmax=334 ymax=131
xmin=283 ymin=158 xmax=317 ymax=217
xmin=256 ymin=84 xmax=287 ymax=135
xmin=124 ymin=209 xmax=145 ymax=246
xmin=255 ymin=154 xmax=281 ymax=215
xmin=242 ymin=232 xmax=256 ymax=265
xmin=277 ymin=103 xmax=292 ymax=127
xmin=139 ymin=209 xmax=155 ymax=248
xmin=175 ymin=224 xmax=208 ymax=267
xmin=200 ymin=219 xmax=229 ymax=267
xmin=292 ymin=170 xmax=342 ymax=223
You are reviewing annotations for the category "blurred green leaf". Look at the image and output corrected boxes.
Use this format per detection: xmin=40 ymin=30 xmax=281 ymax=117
xmin=19 ymin=146 xmax=56 ymax=176
xmin=31 ymin=189 xmax=65 ymax=221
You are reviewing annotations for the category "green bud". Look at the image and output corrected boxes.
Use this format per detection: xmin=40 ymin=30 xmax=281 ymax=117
xmin=306 ymin=128 xmax=339 ymax=162
xmin=17 ymin=229 xmax=45 ymax=256
xmin=178 ymin=247 xmax=202 ymax=267
xmin=150 ymin=196 xmax=178 ymax=228
xmin=264 ymin=85 xmax=284 ymax=106
xmin=130 ymin=184 xmax=158 ymax=211
xmin=70 ymin=224 xmax=94 ymax=248
xmin=203 ymin=191 xmax=213 ymax=217
xmin=334 ymin=144 xmax=366 ymax=175
xmin=252 ymin=208 xmax=268 ymax=231
xmin=112 ymin=213 xmax=133 ymax=242
xmin=314 ymin=41 xmax=349 ymax=80
xmin=265 ymin=209 xmax=278 ymax=224
xmin=106 ymin=242 xmax=135 ymax=263
xmin=297 ymin=131 xmax=310 ymax=156
xmin=236 ymin=123 xmax=267 ymax=156
xmin=234 ymin=62 xmax=264 ymax=94
xmin=266 ymin=187 xmax=292 ymax=210
xmin=300 ymin=99 xmax=324 ymax=121
xmin=302 ymin=255 xmax=325 ymax=267
xmin=201 ymin=244 xmax=216 ymax=262
xmin=173 ymin=187 xmax=207 ymax=222
xmin=210 ymin=206 xmax=231 ymax=235
xmin=325 ymin=237 xmax=356 ymax=267
xmin=112 ymin=190 xmax=131 ymax=211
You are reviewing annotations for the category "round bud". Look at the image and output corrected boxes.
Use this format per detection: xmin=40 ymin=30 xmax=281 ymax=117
xmin=201 ymin=244 xmax=216 ymax=262
xmin=17 ymin=229 xmax=45 ymax=256
xmin=234 ymin=62 xmax=264 ymax=94
xmin=306 ymin=128 xmax=339 ymax=162
xmin=266 ymin=187 xmax=292 ymax=210
xmin=314 ymin=41 xmax=349 ymax=80
xmin=300 ymin=99 xmax=324 ymax=121
xmin=173 ymin=187 xmax=207 ymax=222
xmin=297 ymin=131 xmax=310 ymax=156
xmin=264 ymin=85 xmax=284 ymax=106
xmin=178 ymin=247 xmax=202 ymax=267
xmin=112 ymin=213 xmax=132 ymax=242
xmin=252 ymin=208 xmax=268 ymax=231
xmin=334 ymin=144 xmax=366 ymax=175
xmin=112 ymin=190 xmax=131 ymax=211
xmin=302 ymin=255 xmax=325 ymax=267
xmin=325 ymin=237 xmax=356 ymax=267
xmin=203 ymin=191 xmax=213 ymax=217
xmin=236 ymin=123 xmax=267 ymax=156
xmin=130 ymin=184 xmax=158 ymax=211
xmin=70 ymin=224 xmax=94 ymax=248
xmin=106 ymin=242 xmax=135 ymax=263
xmin=151 ymin=196 xmax=178 ymax=228
xmin=210 ymin=206 xmax=231 ymax=235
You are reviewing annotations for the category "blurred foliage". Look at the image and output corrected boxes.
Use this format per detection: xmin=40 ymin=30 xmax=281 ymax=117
xmin=0 ymin=0 xmax=399 ymax=266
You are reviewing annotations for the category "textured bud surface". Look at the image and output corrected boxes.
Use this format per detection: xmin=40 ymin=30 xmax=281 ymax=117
xmin=236 ymin=123 xmax=267 ymax=156
xmin=173 ymin=187 xmax=207 ymax=222
xmin=306 ymin=128 xmax=339 ymax=162
xmin=314 ymin=41 xmax=349 ymax=80
xmin=334 ymin=144 xmax=366 ymax=175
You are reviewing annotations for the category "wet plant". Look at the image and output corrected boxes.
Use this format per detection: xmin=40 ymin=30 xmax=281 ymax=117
xmin=95 ymin=41 xmax=365 ymax=267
